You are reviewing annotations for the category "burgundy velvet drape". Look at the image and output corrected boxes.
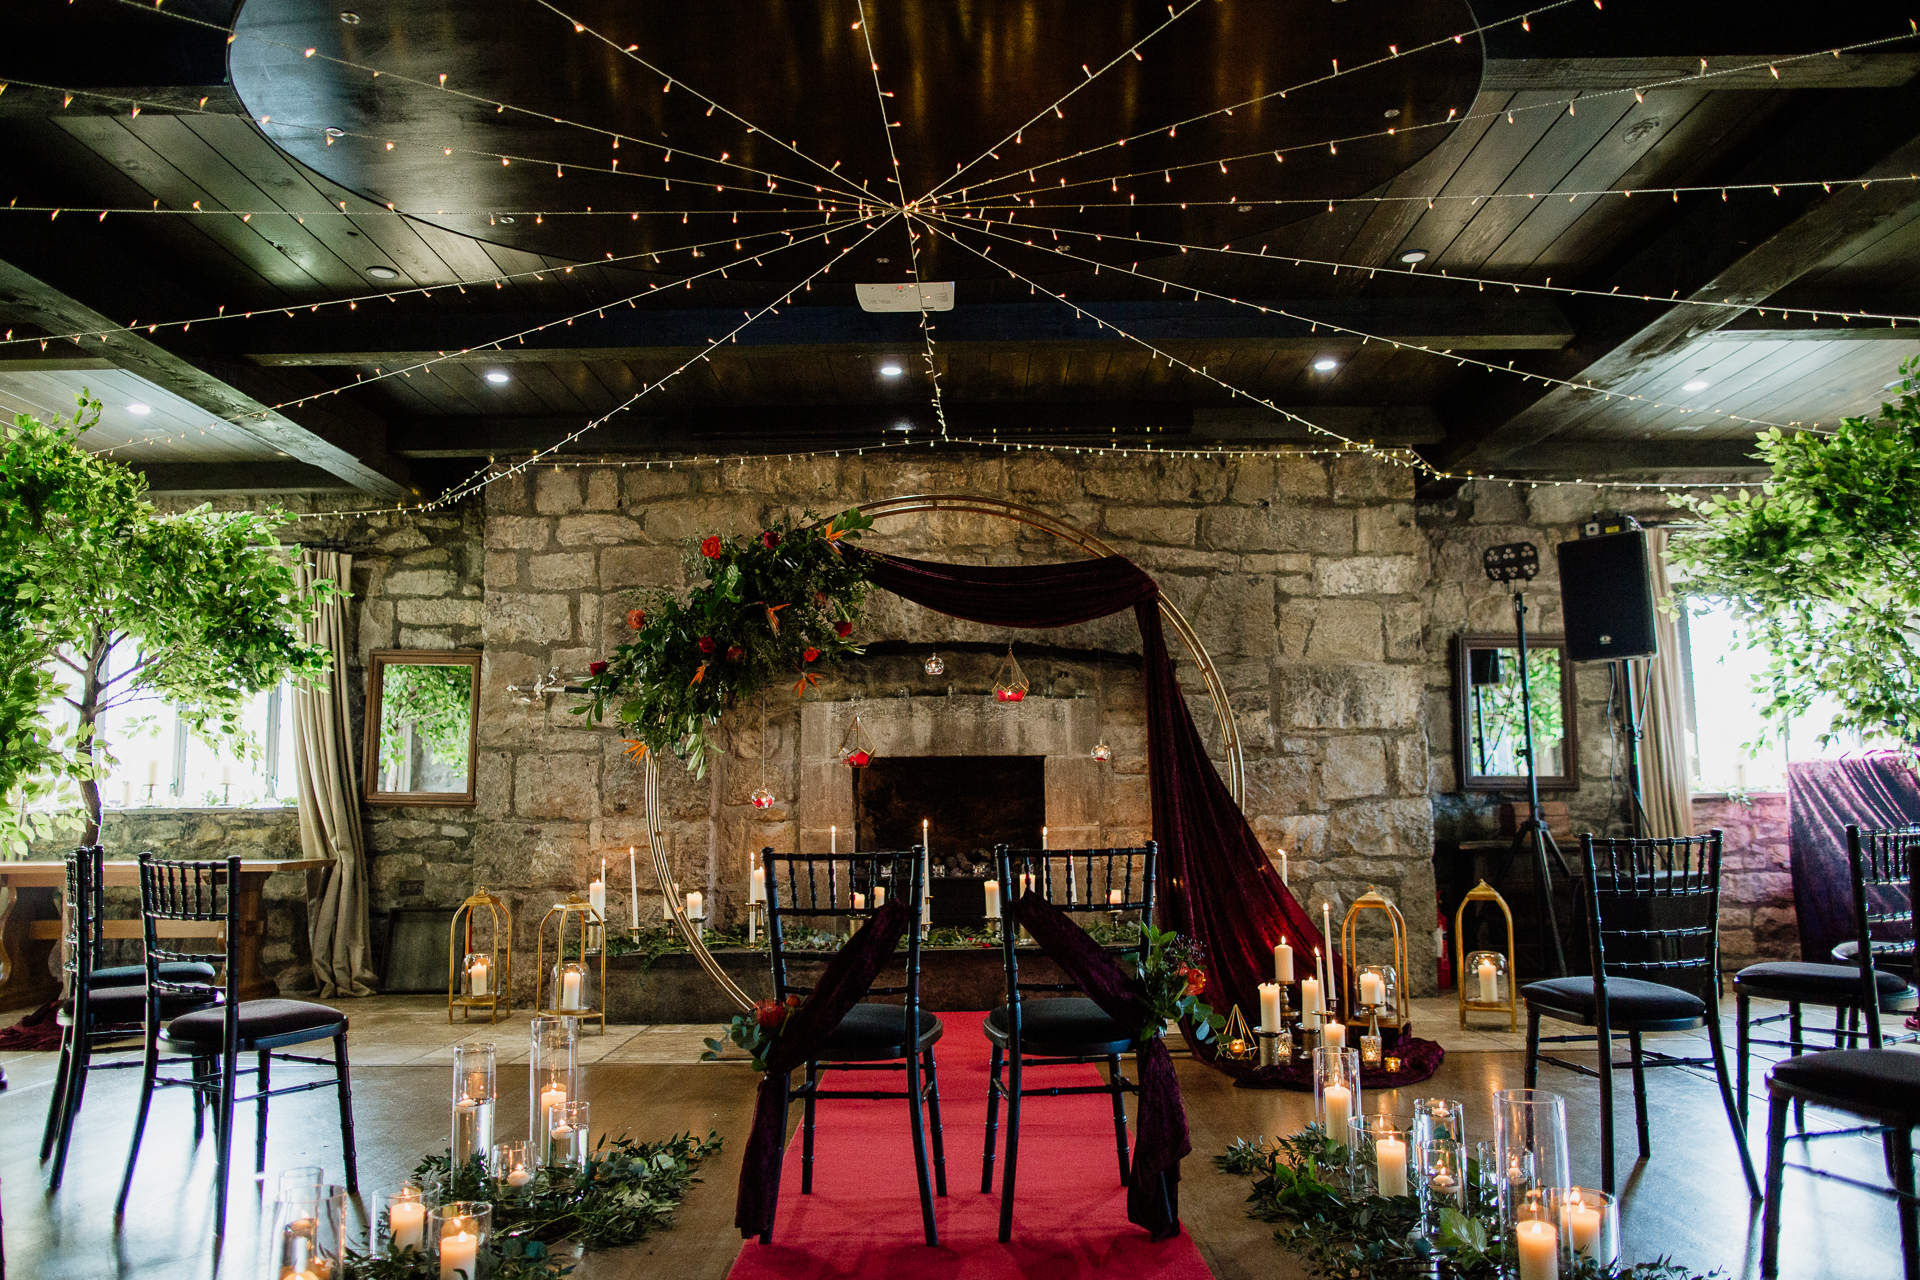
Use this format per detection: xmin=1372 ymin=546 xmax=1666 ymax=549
xmin=854 ymin=550 xmax=1328 ymax=1069
xmin=1010 ymin=891 xmax=1188 ymax=1239
xmin=1788 ymin=755 xmax=1920 ymax=964
xmin=735 ymin=899 xmax=914 ymax=1238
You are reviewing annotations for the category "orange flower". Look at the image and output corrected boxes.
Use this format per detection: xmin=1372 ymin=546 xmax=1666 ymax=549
xmin=626 ymin=608 xmax=647 ymax=630
xmin=1184 ymin=968 xmax=1207 ymax=998
xmin=690 ymin=663 xmax=708 ymax=686
xmin=764 ymin=603 xmax=788 ymax=633
xmin=792 ymin=669 xmax=823 ymax=697
xmin=621 ymin=739 xmax=649 ymax=763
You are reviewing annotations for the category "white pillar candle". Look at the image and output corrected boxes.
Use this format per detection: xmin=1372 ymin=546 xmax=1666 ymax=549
xmin=1108 ymin=888 xmax=1123 ymax=906
xmin=1376 ymin=1134 xmax=1408 ymax=1196
xmin=453 ymin=1095 xmax=491 ymax=1165
xmin=1322 ymin=903 xmax=1335 ymax=1005
xmin=686 ymin=890 xmax=703 ymax=919
xmin=1516 ymin=1219 xmax=1560 ymax=1280
xmin=120 ymin=780 xmax=132 ymax=807
xmin=439 ymin=1226 xmax=478 ymax=1280
xmin=1323 ymin=1083 xmax=1351 ymax=1142
xmin=984 ymin=880 xmax=1001 ymax=919
xmin=851 ymin=891 xmax=866 ymax=910
xmin=750 ymin=866 xmax=766 ymax=903
xmin=1300 ymin=976 xmax=1321 ymax=1019
xmin=1324 ymin=1020 xmax=1347 ymax=1049
xmin=469 ymin=957 xmax=489 ymax=997
xmin=1274 ymin=937 xmax=1294 ymax=984
xmin=388 ymin=1198 xmax=426 ymax=1250
xmin=538 ymin=1084 xmax=567 ymax=1159
xmin=873 ymin=885 xmax=886 ymax=908
xmin=560 ymin=970 xmax=582 ymax=1010
xmin=1258 ymin=983 xmax=1282 ymax=1033
xmin=1478 ymin=958 xmax=1499 ymax=1003
xmin=1360 ymin=972 xmax=1385 ymax=1007
xmin=1041 ymin=826 xmax=1048 ymax=850
xmin=221 ymin=764 xmax=232 ymax=785
xmin=588 ymin=867 xmax=606 ymax=920
xmin=1566 ymin=1193 xmax=1602 ymax=1257
xmin=629 ymin=846 xmax=639 ymax=928
xmin=146 ymin=760 xmax=158 ymax=785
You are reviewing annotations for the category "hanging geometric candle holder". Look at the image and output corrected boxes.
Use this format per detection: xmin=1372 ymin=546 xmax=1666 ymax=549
xmin=992 ymin=644 xmax=1029 ymax=703
xmin=923 ymin=650 xmax=946 ymax=676
xmin=839 ymin=713 xmax=875 ymax=768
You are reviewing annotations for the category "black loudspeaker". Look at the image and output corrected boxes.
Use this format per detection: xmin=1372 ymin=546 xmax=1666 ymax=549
xmin=1556 ymin=531 xmax=1658 ymax=661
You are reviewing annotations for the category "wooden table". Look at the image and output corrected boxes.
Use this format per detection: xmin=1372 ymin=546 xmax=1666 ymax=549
xmin=0 ymin=859 xmax=331 ymax=1008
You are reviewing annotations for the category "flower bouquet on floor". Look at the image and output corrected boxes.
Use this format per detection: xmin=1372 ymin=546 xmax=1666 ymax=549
xmin=703 ymin=994 xmax=804 ymax=1072
xmin=1124 ymin=923 xmax=1227 ymax=1045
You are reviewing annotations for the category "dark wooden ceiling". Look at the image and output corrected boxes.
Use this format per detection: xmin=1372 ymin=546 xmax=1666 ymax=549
xmin=2 ymin=0 xmax=1918 ymax=496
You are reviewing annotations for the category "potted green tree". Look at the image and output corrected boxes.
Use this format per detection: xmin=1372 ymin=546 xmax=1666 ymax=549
xmin=0 ymin=397 xmax=334 ymax=852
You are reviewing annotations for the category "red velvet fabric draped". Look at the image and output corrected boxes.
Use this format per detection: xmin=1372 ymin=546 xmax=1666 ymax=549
xmin=853 ymin=550 xmax=1330 ymax=1072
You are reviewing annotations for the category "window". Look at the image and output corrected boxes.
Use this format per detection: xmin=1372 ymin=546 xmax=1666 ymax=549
xmin=1681 ymin=599 xmax=1893 ymax=792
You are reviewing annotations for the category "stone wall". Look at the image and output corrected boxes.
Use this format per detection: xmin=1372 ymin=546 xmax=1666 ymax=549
xmin=1694 ymin=791 xmax=1794 ymax=968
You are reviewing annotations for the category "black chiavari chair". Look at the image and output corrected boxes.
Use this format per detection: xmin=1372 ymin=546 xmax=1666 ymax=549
xmin=984 ymin=841 xmax=1156 ymax=1242
xmin=762 ymin=846 xmax=945 ymax=1246
xmin=115 ymin=854 xmax=358 ymax=1236
xmin=1524 ymin=831 xmax=1759 ymax=1197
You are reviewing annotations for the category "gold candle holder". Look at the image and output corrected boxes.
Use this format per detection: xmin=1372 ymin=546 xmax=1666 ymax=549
xmin=534 ymin=894 xmax=608 ymax=1034
xmin=448 ymin=888 xmax=512 ymax=1024
xmin=1455 ymin=880 xmax=1519 ymax=1031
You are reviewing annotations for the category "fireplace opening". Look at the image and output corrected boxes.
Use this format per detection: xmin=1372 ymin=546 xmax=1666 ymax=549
xmin=855 ymin=755 xmax=1044 ymax=927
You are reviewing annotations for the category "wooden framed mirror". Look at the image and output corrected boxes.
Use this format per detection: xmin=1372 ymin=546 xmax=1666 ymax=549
xmin=1451 ymin=633 xmax=1579 ymax=793
xmin=364 ymin=650 xmax=482 ymax=807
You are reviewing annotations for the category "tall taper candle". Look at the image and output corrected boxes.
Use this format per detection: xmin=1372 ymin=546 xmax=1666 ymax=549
xmin=628 ymin=846 xmax=639 ymax=928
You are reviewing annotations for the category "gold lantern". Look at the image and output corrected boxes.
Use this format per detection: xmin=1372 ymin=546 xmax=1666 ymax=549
xmin=448 ymin=888 xmax=512 ymax=1023
xmin=533 ymin=894 xmax=608 ymax=1035
xmin=1339 ymin=888 xmax=1412 ymax=1034
xmin=1455 ymin=879 xmax=1518 ymax=1031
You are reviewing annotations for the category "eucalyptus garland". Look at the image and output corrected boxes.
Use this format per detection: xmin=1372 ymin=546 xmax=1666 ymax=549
xmin=576 ymin=508 xmax=876 ymax=778
xmin=1216 ymin=1129 xmax=1720 ymax=1280
xmin=348 ymin=1131 xmax=721 ymax=1279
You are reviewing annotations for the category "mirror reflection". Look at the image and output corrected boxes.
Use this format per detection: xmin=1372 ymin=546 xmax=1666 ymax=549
xmin=366 ymin=651 xmax=480 ymax=804
xmin=1453 ymin=635 xmax=1577 ymax=791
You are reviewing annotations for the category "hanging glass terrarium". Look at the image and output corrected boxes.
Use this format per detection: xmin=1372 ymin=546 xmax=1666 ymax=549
xmin=924 ymin=651 xmax=945 ymax=676
xmin=1091 ymin=742 xmax=1112 ymax=762
xmin=839 ymin=714 xmax=875 ymax=768
xmin=750 ymin=788 xmax=775 ymax=809
xmin=992 ymin=645 xmax=1029 ymax=703
xmin=750 ymin=694 xmax=776 ymax=806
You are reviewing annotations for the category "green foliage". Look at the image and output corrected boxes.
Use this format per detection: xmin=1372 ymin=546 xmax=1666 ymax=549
xmin=703 ymin=997 xmax=802 ymax=1071
xmin=575 ymin=508 xmax=876 ymax=778
xmin=1670 ymin=357 xmax=1920 ymax=753
xmin=1218 ymin=1127 xmax=1724 ymax=1280
xmin=0 ymin=398 xmax=332 ymax=851
xmin=378 ymin=662 xmax=474 ymax=782
xmin=1464 ymin=648 xmax=1566 ymax=775
xmin=1123 ymin=922 xmax=1227 ymax=1044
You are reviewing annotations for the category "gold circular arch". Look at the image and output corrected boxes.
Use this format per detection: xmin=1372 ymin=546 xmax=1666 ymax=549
xmin=645 ymin=494 xmax=1247 ymax=1011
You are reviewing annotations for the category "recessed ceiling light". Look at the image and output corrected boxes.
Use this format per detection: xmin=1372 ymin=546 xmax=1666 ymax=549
xmin=889 ymin=422 xmax=914 ymax=432
xmin=1312 ymin=358 xmax=1339 ymax=373
xmin=127 ymin=402 xmax=152 ymax=415
xmin=879 ymin=363 xmax=904 ymax=377
xmin=1682 ymin=379 xmax=1710 ymax=392
xmin=325 ymin=127 xmax=345 ymax=138
xmin=339 ymin=10 xmax=359 ymax=23
xmin=485 ymin=370 xmax=511 ymax=385
xmin=496 ymin=215 xmax=516 ymax=224
xmin=366 ymin=265 xmax=399 ymax=280
xmin=1398 ymin=249 xmax=1428 ymax=264
xmin=1384 ymin=108 xmax=1401 ymax=119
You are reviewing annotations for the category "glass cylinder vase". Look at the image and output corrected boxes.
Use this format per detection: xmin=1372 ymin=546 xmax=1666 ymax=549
xmin=1346 ymin=1113 xmax=1413 ymax=1198
xmin=1312 ymin=1046 xmax=1362 ymax=1148
xmin=376 ymin=1182 xmax=430 ymax=1256
xmin=1411 ymin=1096 xmax=1467 ymax=1148
xmin=550 ymin=1100 xmax=592 ymax=1169
xmin=1418 ymin=1136 xmax=1468 ymax=1233
xmin=429 ymin=1201 xmax=491 ymax=1280
xmin=452 ymin=1043 xmax=496 ymax=1176
xmin=271 ymin=1185 xmax=349 ymax=1279
xmin=550 ymin=960 xmax=593 ymax=1013
xmin=1494 ymin=1088 xmax=1573 ymax=1277
xmin=1562 ymin=1187 xmax=1620 ymax=1264
xmin=492 ymin=1141 xmax=534 ymax=1197
xmin=529 ymin=1015 xmax=579 ymax=1164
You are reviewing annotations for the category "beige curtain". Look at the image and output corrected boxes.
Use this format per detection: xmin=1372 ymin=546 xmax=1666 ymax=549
xmin=1640 ymin=530 xmax=1695 ymax=838
xmin=293 ymin=551 xmax=378 ymax=997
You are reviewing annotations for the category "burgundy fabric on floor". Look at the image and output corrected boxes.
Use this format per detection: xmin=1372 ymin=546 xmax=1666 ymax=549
xmin=1787 ymin=755 xmax=1920 ymax=964
xmin=725 ymin=1011 xmax=1215 ymax=1280
xmin=737 ymin=899 xmax=916 ymax=1239
xmin=1230 ymin=1035 xmax=1446 ymax=1091
xmin=0 ymin=1000 xmax=61 ymax=1050
xmin=854 ymin=550 xmax=1331 ymax=1082
xmin=1009 ymin=891 xmax=1187 ymax=1240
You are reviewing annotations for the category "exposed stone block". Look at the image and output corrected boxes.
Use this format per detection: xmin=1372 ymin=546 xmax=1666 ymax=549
xmin=535 ymin=469 xmax=584 ymax=515
xmin=1313 ymin=555 xmax=1424 ymax=596
xmin=528 ymin=552 xmax=597 ymax=590
xmin=396 ymin=598 xmax=484 ymax=628
xmin=556 ymin=515 xmax=644 ymax=546
xmin=1275 ymin=663 xmax=1424 ymax=730
xmin=600 ymin=546 xmax=684 ymax=589
xmin=1356 ymin=504 xmax=1421 ymax=554
xmin=485 ymin=592 xmax=573 ymax=645
xmin=513 ymin=753 xmax=603 ymax=820
xmin=1106 ymin=506 xmax=1200 ymax=546
xmin=1322 ymin=736 xmax=1389 ymax=801
xmin=384 ymin=569 xmax=459 ymax=597
xmin=1303 ymin=600 xmax=1385 ymax=662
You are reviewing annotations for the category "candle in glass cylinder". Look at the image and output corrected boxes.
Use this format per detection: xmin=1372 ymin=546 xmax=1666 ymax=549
xmin=1258 ymin=983 xmax=1282 ymax=1033
xmin=1322 ymin=1083 xmax=1351 ymax=1140
xmin=1041 ymin=825 xmax=1048 ymax=850
xmin=389 ymin=1197 xmax=426 ymax=1251
xmin=439 ymin=1223 xmax=478 ymax=1280
xmin=983 ymin=880 xmax=1001 ymax=919
xmin=1360 ymin=971 xmax=1385 ymax=1007
xmin=1375 ymin=1133 xmax=1408 ymax=1196
xmin=1274 ymin=937 xmax=1294 ymax=984
xmin=1478 ymin=957 xmax=1498 ymax=1002
xmin=468 ymin=956 xmax=489 ymax=997
xmin=1566 ymin=1192 xmax=1602 ymax=1256
xmin=1516 ymin=1219 xmax=1559 ymax=1280
xmin=560 ymin=969 xmax=581 ymax=1010
xmin=1300 ymin=976 xmax=1321 ymax=1019
xmin=830 ymin=824 xmax=837 ymax=854
xmin=506 ymin=1163 xmax=532 ymax=1187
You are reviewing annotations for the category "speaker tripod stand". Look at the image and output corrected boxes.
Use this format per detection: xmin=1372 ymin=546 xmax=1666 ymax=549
xmin=1482 ymin=542 xmax=1570 ymax=978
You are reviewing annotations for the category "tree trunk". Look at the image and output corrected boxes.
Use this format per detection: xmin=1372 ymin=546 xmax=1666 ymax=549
xmin=76 ymin=628 xmax=107 ymax=847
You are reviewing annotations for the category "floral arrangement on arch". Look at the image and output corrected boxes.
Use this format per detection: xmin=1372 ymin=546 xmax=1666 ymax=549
xmin=575 ymin=508 xmax=876 ymax=778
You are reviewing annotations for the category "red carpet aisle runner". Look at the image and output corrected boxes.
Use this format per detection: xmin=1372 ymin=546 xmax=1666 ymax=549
xmin=726 ymin=1011 xmax=1215 ymax=1280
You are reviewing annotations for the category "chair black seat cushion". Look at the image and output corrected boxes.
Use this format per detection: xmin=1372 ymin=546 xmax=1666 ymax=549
xmin=1523 ymin=976 xmax=1706 ymax=1025
xmin=1734 ymin=960 xmax=1916 ymax=1007
xmin=163 ymin=998 xmax=345 ymax=1048
xmin=1769 ymin=1049 xmax=1920 ymax=1125
xmin=985 ymin=996 xmax=1137 ymax=1055
xmin=92 ymin=961 xmax=218 ymax=988
xmin=62 ymin=985 xmax=217 ymax=1026
xmin=817 ymin=1004 xmax=942 ymax=1061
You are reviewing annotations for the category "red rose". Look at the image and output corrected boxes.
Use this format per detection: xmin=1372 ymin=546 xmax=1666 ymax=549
xmin=588 ymin=660 xmax=608 ymax=676
xmin=1185 ymin=968 xmax=1207 ymax=997
xmin=725 ymin=644 xmax=744 ymax=662
xmin=701 ymin=536 xmax=723 ymax=559
xmin=761 ymin=530 xmax=781 ymax=549
xmin=698 ymin=636 xmax=717 ymax=654
xmin=803 ymin=647 xmax=819 ymax=662
xmin=813 ymin=591 xmax=830 ymax=607
xmin=626 ymin=609 xmax=647 ymax=630
xmin=835 ymin=620 xmax=853 ymax=638
xmin=754 ymin=999 xmax=786 ymax=1030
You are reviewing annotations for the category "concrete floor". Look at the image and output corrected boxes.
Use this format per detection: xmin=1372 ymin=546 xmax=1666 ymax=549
xmin=1 ymin=994 xmax=1910 ymax=1280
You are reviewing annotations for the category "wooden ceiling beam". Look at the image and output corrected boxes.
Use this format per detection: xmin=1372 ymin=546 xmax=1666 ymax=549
xmin=1482 ymin=53 xmax=1920 ymax=92
xmin=133 ymin=461 xmax=361 ymax=493
xmin=1477 ymin=439 xmax=1767 ymax=474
